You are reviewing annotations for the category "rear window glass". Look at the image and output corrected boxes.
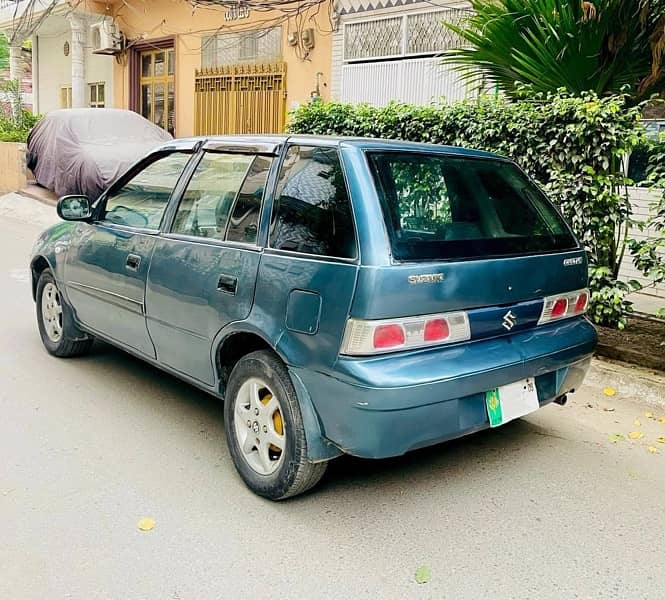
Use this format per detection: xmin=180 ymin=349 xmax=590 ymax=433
xmin=367 ymin=152 xmax=577 ymax=261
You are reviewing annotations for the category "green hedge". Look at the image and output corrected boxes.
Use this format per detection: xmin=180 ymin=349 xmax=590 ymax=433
xmin=289 ymin=90 xmax=645 ymax=328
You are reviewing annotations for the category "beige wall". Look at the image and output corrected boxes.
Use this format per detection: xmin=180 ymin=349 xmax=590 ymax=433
xmin=110 ymin=0 xmax=333 ymax=137
xmin=0 ymin=143 xmax=27 ymax=193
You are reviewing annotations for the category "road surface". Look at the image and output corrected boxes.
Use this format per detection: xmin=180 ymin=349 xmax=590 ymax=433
xmin=2 ymin=195 xmax=665 ymax=599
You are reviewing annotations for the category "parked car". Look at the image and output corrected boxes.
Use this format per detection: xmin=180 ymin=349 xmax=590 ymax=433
xmin=27 ymin=108 xmax=172 ymax=201
xmin=30 ymin=135 xmax=598 ymax=499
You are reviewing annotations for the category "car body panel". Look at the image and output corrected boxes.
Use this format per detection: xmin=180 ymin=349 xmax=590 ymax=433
xmin=30 ymin=134 xmax=598 ymax=464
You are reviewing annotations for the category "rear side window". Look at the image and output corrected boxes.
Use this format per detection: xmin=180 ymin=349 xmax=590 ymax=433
xmin=269 ymin=145 xmax=356 ymax=259
xmin=368 ymin=152 xmax=577 ymax=261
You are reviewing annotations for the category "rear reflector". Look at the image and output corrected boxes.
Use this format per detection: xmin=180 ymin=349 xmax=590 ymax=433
xmin=538 ymin=288 xmax=590 ymax=324
xmin=341 ymin=312 xmax=470 ymax=356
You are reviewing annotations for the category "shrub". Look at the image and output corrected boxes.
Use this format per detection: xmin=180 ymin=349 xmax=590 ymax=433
xmin=0 ymin=78 xmax=40 ymax=142
xmin=288 ymin=90 xmax=645 ymax=328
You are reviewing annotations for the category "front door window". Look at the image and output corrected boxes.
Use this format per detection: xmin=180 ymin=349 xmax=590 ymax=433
xmin=140 ymin=48 xmax=175 ymax=135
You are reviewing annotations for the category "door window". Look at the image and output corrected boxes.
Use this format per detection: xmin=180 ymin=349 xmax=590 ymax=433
xmin=103 ymin=152 xmax=191 ymax=230
xmin=171 ymin=152 xmax=259 ymax=241
xmin=140 ymin=48 xmax=175 ymax=135
xmin=269 ymin=146 xmax=356 ymax=259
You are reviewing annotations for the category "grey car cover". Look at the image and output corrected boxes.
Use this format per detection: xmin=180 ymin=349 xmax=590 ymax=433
xmin=27 ymin=108 xmax=173 ymax=201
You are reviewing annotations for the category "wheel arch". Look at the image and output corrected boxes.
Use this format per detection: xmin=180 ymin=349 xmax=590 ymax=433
xmin=30 ymin=255 xmax=54 ymax=301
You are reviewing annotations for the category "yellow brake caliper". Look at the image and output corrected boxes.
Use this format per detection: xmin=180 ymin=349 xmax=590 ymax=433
xmin=261 ymin=393 xmax=283 ymax=453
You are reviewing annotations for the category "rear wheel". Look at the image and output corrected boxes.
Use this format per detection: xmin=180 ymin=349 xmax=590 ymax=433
xmin=36 ymin=269 xmax=93 ymax=357
xmin=224 ymin=350 xmax=327 ymax=500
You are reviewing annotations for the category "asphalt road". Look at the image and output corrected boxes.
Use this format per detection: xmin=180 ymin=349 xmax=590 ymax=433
xmin=2 ymin=197 xmax=665 ymax=600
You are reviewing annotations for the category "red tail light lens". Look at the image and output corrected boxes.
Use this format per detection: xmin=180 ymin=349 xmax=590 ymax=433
xmin=373 ymin=324 xmax=405 ymax=349
xmin=424 ymin=318 xmax=450 ymax=342
xmin=539 ymin=288 xmax=589 ymax=324
xmin=574 ymin=291 xmax=589 ymax=313
xmin=551 ymin=298 xmax=568 ymax=318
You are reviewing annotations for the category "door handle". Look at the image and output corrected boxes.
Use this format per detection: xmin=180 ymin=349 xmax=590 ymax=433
xmin=126 ymin=253 xmax=141 ymax=271
xmin=217 ymin=274 xmax=238 ymax=296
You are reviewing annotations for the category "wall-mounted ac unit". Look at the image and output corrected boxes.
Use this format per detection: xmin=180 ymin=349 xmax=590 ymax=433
xmin=91 ymin=19 xmax=123 ymax=55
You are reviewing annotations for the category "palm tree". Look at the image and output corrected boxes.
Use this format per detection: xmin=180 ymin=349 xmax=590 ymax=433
xmin=442 ymin=0 xmax=665 ymax=101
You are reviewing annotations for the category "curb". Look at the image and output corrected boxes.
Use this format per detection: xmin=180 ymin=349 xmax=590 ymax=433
xmin=586 ymin=356 xmax=665 ymax=409
xmin=17 ymin=189 xmax=57 ymax=207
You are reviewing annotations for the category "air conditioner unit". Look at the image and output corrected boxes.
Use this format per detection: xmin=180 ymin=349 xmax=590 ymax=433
xmin=91 ymin=19 xmax=123 ymax=55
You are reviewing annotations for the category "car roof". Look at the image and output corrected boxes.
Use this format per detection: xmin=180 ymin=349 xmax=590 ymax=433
xmin=157 ymin=134 xmax=504 ymax=160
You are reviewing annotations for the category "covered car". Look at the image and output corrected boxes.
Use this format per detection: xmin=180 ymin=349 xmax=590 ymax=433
xmin=27 ymin=108 xmax=173 ymax=201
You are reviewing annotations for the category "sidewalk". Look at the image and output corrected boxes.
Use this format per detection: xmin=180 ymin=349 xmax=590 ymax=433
xmin=0 ymin=191 xmax=58 ymax=229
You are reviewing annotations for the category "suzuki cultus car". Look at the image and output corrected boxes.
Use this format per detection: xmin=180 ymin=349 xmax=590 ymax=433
xmin=31 ymin=136 xmax=597 ymax=499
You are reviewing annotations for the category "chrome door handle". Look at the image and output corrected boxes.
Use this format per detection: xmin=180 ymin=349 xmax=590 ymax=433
xmin=126 ymin=253 xmax=141 ymax=271
xmin=217 ymin=274 xmax=238 ymax=295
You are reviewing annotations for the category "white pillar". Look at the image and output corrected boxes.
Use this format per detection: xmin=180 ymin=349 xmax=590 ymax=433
xmin=69 ymin=14 xmax=87 ymax=108
xmin=8 ymin=42 xmax=23 ymax=83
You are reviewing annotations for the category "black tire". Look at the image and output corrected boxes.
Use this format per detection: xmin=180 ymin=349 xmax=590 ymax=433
xmin=224 ymin=350 xmax=327 ymax=500
xmin=36 ymin=269 xmax=93 ymax=358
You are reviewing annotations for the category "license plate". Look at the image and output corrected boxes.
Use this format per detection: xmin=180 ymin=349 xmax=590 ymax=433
xmin=485 ymin=378 xmax=539 ymax=427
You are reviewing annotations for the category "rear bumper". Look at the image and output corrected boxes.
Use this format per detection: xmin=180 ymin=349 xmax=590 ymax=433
xmin=292 ymin=317 xmax=597 ymax=459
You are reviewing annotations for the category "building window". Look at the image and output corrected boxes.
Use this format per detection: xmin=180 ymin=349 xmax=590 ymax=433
xmin=60 ymin=85 xmax=72 ymax=108
xmin=89 ymin=82 xmax=105 ymax=108
xmin=201 ymin=27 xmax=281 ymax=67
xmin=343 ymin=9 xmax=468 ymax=62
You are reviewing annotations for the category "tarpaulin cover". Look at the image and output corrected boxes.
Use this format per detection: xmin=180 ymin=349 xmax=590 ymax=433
xmin=27 ymin=108 xmax=173 ymax=200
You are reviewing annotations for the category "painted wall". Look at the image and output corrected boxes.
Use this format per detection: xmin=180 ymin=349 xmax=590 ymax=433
xmin=0 ymin=142 xmax=27 ymax=193
xmin=111 ymin=0 xmax=333 ymax=137
xmin=36 ymin=23 xmax=115 ymax=114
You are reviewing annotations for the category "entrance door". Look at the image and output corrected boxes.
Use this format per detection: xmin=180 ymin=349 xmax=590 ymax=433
xmin=140 ymin=48 xmax=175 ymax=135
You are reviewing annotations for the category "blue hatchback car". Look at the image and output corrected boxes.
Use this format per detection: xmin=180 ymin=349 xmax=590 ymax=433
xmin=31 ymin=135 xmax=597 ymax=499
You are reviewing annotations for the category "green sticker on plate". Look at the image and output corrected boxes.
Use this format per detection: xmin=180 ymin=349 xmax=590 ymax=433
xmin=486 ymin=388 xmax=502 ymax=427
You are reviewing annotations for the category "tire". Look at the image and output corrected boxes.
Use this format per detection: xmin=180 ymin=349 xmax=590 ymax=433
xmin=36 ymin=269 xmax=93 ymax=358
xmin=224 ymin=350 xmax=327 ymax=500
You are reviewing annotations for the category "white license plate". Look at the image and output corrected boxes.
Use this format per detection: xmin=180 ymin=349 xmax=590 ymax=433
xmin=485 ymin=378 xmax=539 ymax=427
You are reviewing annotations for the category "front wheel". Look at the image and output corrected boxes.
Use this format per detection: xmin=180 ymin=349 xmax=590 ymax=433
xmin=36 ymin=269 xmax=93 ymax=357
xmin=224 ymin=350 xmax=327 ymax=500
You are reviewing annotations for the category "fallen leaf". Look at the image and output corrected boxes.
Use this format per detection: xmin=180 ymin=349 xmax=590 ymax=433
xmin=628 ymin=469 xmax=638 ymax=479
xmin=415 ymin=566 xmax=431 ymax=585
xmin=645 ymin=412 xmax=654 ymax=419
xmin=138 ymin=517 xmax=155 ymax=531
xmin=603 ymin=387 xmax=616 ymax=397
xmin=609 ymin=433 xmax=624 ymax=443
xmin=634 ymin=420 xmax=642 ymax=427
xmin=603 ymin=407 xmax=615 ymax=412
xmin=648 ymin=447 xmax=658 ymax=454
xmin=628 ymin=431 xmax=644 ymax=440
xmin=657 ymin=437 xmax=665 ymax=444
xmin=659 ymin=417 xmax=665 ymax=424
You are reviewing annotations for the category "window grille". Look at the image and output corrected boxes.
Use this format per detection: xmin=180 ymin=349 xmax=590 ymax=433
xmin=344 ymin=9 xmax=469 ymax=62
xmin=202 ymin=28 xmax=281 ymax=67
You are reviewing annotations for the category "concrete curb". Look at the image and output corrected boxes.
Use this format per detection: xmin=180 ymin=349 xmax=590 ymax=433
xmin=586 ymin=356 xmax=665 ymax=409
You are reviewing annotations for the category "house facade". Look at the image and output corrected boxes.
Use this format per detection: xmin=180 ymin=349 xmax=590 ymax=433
xmin=0 ymin=0 xmax=471 ymax=137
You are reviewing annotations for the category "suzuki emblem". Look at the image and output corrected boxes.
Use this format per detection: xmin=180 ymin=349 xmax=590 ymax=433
xmin=502 ymin=310 xmax=517 ymax=331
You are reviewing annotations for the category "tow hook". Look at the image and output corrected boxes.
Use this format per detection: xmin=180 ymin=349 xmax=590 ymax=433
xmin=554 ymin=394 xmax=568 ymax=406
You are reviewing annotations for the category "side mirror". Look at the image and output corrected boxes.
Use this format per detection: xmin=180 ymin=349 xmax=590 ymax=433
xmin=57 ymin=195 xmax=92 ymax=221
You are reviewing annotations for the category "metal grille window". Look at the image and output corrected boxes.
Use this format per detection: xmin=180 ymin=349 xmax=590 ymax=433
xmin=202 ymin=28 xmax=281 ymax=67
xmin=89 ymin=82 xmax=105 ymax=108
xmin=344 ymin=9 xmax=468 ymax=62
xmin=343 ymin=16 xmax=402 ymax=61
xmin=406 ymin=10 xmax=465 ymax=55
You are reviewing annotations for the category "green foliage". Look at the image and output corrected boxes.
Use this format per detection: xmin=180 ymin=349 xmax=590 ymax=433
xmin=441 ymin=0 xmax=665 ymax=101
xmin=629 ymin=137 xmax=665 ymax=316
xmin=289 ymin=90 xmax=646 ymax=327
xmin=0 ymin=79 xmax=40 ymax=142
xmin=0 ymin=32 xmax=7 ymax=72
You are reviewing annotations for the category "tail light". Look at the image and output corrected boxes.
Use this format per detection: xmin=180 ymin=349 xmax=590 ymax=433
xmin=538 ymin=288 xmax=589 ymax=324
xmin=341 ymin=312 xmax=470 ymax=356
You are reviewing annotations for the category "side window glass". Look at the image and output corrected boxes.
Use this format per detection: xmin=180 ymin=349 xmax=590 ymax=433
xmin=103 ymin=152 xmax=190 ymax=229
xmin=172 ymin=152 xmax=255 ymax=240
xmin=269 ymin=146 xmax=356 ymax=259
xmin=225 ymin=156 xmax=272 ymax=244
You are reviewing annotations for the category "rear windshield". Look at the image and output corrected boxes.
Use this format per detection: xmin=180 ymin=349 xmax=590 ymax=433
xmin=367 ymin=152 xmax=578 ymax=261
